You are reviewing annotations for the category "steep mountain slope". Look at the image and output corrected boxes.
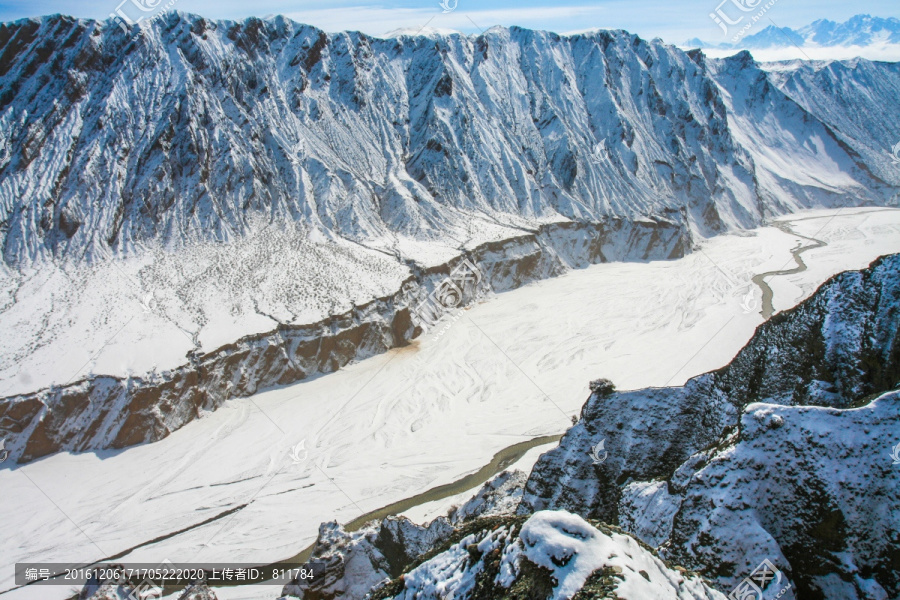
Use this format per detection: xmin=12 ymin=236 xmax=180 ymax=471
xmin=765 ymin=58 xmax=900 ymax=187
xmin=0 ymin=14 xmax=894 ymax=269
xmin=520 ymin=253 xmax=900 ymax=598
xmin=706 ymin=51 xmax=889 ymax=213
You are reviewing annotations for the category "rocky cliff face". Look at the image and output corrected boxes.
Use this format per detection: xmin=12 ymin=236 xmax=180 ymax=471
xmin=648 ymin=395 xmax=899 ymax=599
xmin=520 ymin=253 xmax=900 ymax=598
xmin=0 ymin=14 xmax=895 ymax=268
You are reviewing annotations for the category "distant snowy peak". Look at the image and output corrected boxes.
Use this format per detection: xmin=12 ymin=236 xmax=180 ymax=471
xmin=798 ymin=15 xmax=900 ymax=47
xmin=687 ymin=14 xmax=900 ymax=59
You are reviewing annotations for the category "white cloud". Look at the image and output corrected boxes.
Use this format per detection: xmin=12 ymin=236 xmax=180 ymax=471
xmin=696 ymin=43 xmax=900 ymax=62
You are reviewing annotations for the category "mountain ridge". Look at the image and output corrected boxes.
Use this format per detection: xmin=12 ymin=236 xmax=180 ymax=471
xmin=0 ymin=13 xmax=896 ymax=269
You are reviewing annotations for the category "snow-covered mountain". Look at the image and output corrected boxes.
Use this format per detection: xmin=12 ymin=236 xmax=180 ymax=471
xmin=764 ymin=58 xmax=900 ymax=187
xmin=707 ymin=15 xmax=900 ymax=49
xmin=797 ymin=15 xmax=900 ymax=46
xmin=0 ymin=13 xmax=896 ymax=269
xmin=687 ymin=14 xmax=900 ymax=55
xmin=685 ymin=15 xmax=900 ymax=50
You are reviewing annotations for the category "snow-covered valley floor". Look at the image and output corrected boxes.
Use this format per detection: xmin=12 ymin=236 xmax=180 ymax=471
xmin=2 ymin=207 xmax=900 ymax=600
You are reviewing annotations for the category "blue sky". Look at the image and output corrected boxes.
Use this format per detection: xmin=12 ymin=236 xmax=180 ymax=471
xmin=0 ymin=0 xmax=895 ymax=44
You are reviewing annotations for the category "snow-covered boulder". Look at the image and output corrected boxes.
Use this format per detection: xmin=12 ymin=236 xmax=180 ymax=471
xmin=374 ymin=511 xmax=726 ymax=600
xmin=449 ymin=470 xmax=528 ymax=524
